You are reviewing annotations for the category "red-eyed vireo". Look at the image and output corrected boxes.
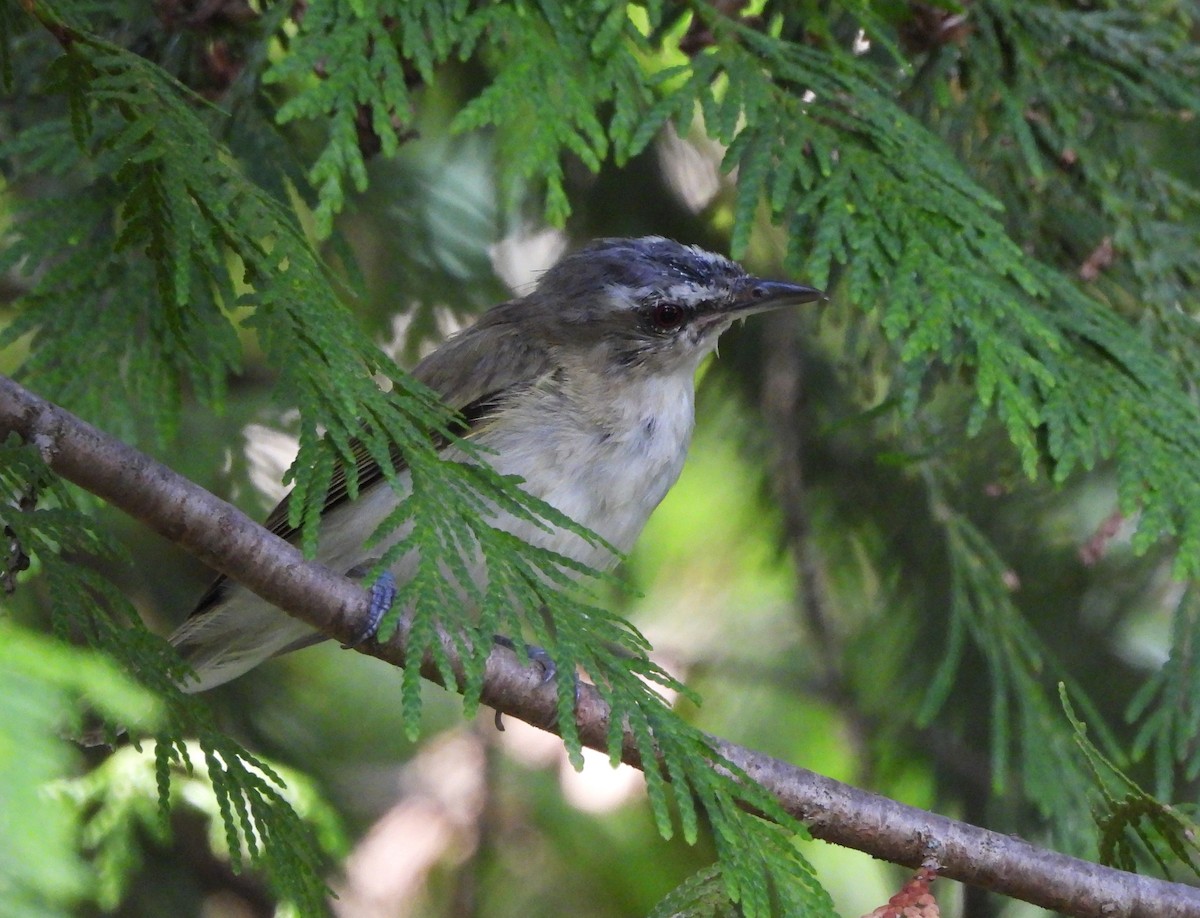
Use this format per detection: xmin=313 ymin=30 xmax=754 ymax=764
xmin=169 ymin=237 xmax=821 ymax=691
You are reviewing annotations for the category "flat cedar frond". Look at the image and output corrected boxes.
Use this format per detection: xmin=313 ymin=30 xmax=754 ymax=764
xmin=923 ymin=501 xmax=1098 ymax=836
xmin=1 ymin=440 xmax=341 ymax=911
xmin=1128 ymin=587 xmax=1200 ymax=797
xmin=1063 ymin=687 xmax=1200 ymax=880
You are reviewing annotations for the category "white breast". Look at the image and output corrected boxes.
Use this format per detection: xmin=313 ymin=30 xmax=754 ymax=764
xmin=472 ymin=369 xmax=696 ymax=568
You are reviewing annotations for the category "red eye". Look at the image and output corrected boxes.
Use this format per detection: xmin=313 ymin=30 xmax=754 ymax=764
xmin=649 ymin=301 xmax=687 ymax=332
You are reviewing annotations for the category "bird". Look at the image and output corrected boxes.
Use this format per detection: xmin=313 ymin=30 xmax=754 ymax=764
xmin=168 ymin=236 xmax=821 ymax=692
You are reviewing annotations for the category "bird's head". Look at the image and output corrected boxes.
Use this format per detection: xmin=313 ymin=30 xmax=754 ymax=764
xmin=529 ymin=237 xmax=822 ymax=376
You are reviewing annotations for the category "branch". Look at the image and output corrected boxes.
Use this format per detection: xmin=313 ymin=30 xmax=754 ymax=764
xmin=2 ymin=373 xmax=1198 ymax=918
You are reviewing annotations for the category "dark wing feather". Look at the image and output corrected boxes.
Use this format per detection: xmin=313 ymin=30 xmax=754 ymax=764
xmin=183 ymin=300 xmax=552 ymax=622
xmin=259 ymin=390 xmax=508 ymax=546
xmin=258 ymin=438 xmax=403 ymax=543
xmin=186 ymin=391 xmax=510 ymax=618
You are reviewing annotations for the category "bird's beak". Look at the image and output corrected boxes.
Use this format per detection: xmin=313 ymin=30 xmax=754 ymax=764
xmin=728 ymin=278 xmax=824 ymax=318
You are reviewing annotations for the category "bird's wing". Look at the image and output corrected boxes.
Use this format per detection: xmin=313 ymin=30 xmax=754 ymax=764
xmin=258 ymin=389 xmax=509 ymax=546
xmin=182 ymin=304 xmax=552 ymax=622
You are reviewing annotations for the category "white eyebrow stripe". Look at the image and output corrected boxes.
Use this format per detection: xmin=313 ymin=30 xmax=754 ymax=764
xmin=662 ymin=283 xmax=716 ymax=306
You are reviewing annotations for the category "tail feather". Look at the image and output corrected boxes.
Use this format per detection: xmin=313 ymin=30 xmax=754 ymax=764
xmin=169 ymin=584 xmax=318 ymax=692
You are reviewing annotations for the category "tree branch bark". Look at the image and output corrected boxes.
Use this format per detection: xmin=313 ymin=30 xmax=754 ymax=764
xmin=2 ymin=373 xmax=1198 ymax=918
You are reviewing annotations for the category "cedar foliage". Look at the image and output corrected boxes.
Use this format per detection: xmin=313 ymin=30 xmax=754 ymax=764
xmin=2 ymin=1 xmax=1200 ymax=915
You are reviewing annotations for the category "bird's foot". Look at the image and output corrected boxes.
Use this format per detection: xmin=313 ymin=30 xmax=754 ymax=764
xmin=493 ymin=635 xmax=588 ymax=732
xmin=492 ymin=633 xmax=557 ymax=685
xmin=342 ymin=571 xmax=397 ymax=648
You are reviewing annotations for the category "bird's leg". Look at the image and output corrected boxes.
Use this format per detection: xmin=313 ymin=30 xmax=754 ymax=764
xmin=341 ymin=566 xmax=397 ymax=648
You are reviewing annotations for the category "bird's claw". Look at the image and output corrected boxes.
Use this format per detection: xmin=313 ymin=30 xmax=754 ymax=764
xmin=526 ymin=644 xmax=558 ymax=686
xmin=492 ymin=634 xmax=557 ymax=685
xmin=342 ymin=571 xmax=397 ymax=648
xmin=491 ymin=635 xmax=586 ymax=731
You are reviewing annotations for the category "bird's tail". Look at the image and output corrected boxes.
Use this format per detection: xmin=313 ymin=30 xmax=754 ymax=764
xmin=168 ymin=584 xmax=321 ymax=693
